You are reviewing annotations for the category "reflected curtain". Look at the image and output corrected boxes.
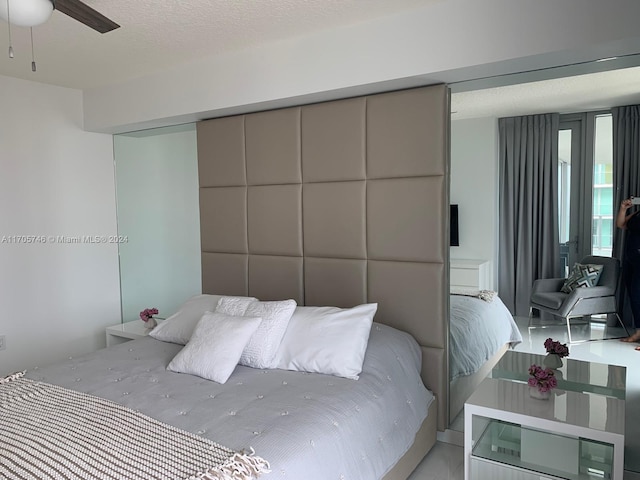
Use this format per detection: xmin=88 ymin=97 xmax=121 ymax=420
xmin=612 ymin=105 xmax=640 ymax=327
xmin=498 ymin=114 xmax=561 ymax=316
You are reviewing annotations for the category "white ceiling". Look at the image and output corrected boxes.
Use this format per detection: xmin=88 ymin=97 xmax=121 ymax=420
xmin=451 ymin=64 xmax=640 ymax=120
xmin=0 ymin=0 xmax=436 ymax=90
xmin=0 ymin=0 xmax=639 ymax=120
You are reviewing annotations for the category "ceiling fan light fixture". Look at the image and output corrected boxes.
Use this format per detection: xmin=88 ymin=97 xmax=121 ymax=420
xmin=0 ymin=0 xmax=53 ymax=27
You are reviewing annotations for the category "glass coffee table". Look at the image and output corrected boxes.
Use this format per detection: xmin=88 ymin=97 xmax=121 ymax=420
xmin=491 ymin=350 xmax=626 ymax=400
xmin=464 ymin=351 xmax=626 ymax=480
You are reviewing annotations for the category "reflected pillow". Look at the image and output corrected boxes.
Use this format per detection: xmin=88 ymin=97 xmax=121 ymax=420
xmin=273 ymin=303 xmax=377 ymax=380
xmin=560 ymin=263 xmax=604 ymax=293
xmin=167 ymin=312 xmax=262 ymax=384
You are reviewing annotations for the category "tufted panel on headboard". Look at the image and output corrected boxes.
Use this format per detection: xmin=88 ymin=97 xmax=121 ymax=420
xmin=197 ymin=84 xmax=450 ymax=430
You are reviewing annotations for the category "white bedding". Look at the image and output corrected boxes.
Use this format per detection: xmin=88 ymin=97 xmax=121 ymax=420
xmin=22 ymin=322 xmax=433 ymax=480
xmin=449 ymin=294 xmax=522 ymax=380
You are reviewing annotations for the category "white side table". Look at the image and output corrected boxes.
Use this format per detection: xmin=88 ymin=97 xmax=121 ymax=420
xmin=464 ymin=377 xmax=625 ymax=480
xmin=105 ymin=321 xmax=153 ymax=347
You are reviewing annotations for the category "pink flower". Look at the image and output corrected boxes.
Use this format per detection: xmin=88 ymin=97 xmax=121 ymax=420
xmin=140 ymin=307 xmax=159 ymax=322
xmin=528 ymin=363 xmax=557 ymax=393
xmin=544 ymin=338 xmax=569 ymax=358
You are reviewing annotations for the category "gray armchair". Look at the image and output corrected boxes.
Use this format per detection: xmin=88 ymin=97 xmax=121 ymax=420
xmin=529 ymin=255 xmax=629 ymax=343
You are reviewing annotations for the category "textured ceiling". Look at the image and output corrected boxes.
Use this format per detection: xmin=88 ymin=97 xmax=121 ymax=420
xmin=0 ymin=0 xmax=436 ymax=90
xmin=451 ymin=66 xmax=640 ymax=120
xmin=1 ymin=0 xmax=638 ymax=119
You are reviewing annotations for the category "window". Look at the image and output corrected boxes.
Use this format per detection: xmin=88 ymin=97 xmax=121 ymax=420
xmin=592 ymin=114 xmax=613 ymax=257
xmin=558 ymin=130 xmax=572 ymax=246
xmin=558 ymin=112 xmax=613 ymax=269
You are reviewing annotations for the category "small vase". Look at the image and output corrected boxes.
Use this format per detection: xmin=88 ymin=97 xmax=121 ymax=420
xmin=543 ymin=353 xmax=563 ymax=369
xmin=529 ymin=386 xmax=550 ymax=400
xmin=143 ymin=318 xmax=157 ymax=329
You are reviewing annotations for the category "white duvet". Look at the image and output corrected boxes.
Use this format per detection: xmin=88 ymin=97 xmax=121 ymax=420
xmin=449 ymin=294 xmax=523 ymax=380
xmin=24 ymin=322 xmax=433 ymax=480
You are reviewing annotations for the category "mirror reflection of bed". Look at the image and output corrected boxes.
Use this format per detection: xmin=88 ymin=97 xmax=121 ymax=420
xmin=448 ymin=259 xmax=522 ymax=431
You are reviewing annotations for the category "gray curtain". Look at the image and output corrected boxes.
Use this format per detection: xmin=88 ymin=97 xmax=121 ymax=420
xmin=498 ymin=114 xmax=561 ymax=316
xmin=612 ymin=105 xmax=640 ymax=327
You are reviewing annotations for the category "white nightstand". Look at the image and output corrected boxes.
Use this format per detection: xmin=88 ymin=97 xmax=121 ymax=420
xmin=105 ymin=321 xmax=153 ymax=347
xmin=450 ymin=258 xmax=491 ymax=290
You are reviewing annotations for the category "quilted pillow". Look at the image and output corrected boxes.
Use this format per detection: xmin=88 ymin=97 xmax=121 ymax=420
xmin=216 ymin=298 xmax=297 ymax=369
xmin=215 ymin=296 xmax=257 ymax=316
xmin=167 ymin=312 xmax=262 ymax=384
xmin=560 ymin=263 xmax=604 ymax=293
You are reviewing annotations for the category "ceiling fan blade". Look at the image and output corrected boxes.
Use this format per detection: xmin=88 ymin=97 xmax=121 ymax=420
xmin=54 ymin=0 xmax=120 ymax=33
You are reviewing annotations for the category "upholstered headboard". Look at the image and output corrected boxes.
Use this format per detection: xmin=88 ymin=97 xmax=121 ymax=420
xmin=196 ymin=84 xmax=450 ymax=430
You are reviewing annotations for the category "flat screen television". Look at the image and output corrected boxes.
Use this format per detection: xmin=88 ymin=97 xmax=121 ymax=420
xmin=450 ymin=204 xmax=459 ymax=246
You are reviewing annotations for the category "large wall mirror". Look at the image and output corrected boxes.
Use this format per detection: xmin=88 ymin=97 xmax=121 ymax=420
xmin=447 ymin=117 xmax=499 ymax=434
xmin=447 ymin=62 xmax=640 ymax=475
xmin=113 ymin=123 xmax=201 ymax=323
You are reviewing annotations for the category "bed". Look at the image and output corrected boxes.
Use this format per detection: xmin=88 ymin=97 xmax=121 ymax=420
xmin=13 ymin=314 xmax=432 ymax=480
xmin=2 ymin=84 xmax=450 ymax=479
xmin=448 ymin=289 xmax=523 ymax=423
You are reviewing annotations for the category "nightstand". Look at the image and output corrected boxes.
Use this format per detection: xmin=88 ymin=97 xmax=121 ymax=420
xmin=105 ymin=321 xmax=153 ymax=347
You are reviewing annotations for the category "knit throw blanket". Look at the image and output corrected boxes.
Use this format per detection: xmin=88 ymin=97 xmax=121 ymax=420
xmin=0 ymin=372 xmax=270 ymax=480
xmin=450 ymin=286 xmax=497 ymax=303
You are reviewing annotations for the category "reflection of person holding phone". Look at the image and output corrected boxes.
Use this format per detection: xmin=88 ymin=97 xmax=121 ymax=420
xmin=616 ymin=197 xmax=640 ymax=348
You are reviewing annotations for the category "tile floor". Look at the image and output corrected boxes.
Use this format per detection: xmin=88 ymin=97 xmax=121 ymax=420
xmin=407 ymin=316 xmax=640 ymax=479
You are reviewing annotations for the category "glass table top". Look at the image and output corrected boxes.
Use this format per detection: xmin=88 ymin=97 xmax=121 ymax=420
xmin=491 ymin=350 xmax=626 ymax=400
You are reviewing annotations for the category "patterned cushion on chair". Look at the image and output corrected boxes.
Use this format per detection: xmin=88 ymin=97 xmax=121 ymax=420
xmin=560 ymin=263 xmax=604 ymax=293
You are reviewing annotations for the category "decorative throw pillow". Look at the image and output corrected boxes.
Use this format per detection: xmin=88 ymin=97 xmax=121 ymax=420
xmin=149 ymin=294 xmax=256 ymax=345
xmin=215 ymin=296 xmax=257 ymax=316
xmin=216 ymin=298 xmax=297 ymax=369
xmin=560 ymin=263 xmax=604 ymax=293
xmin=273 ymin=303 xmax=377 ymax=380
xmin=167 ymin=312 xmax=262 ymax=384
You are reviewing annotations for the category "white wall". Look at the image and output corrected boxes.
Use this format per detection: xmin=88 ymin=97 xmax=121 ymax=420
xmin=83 ymin=0 xmax=640 ymax=133
xmin=114 ymin=125 xmax=202 ymax=322
xmin=450 ymin=117 xmax=499 ymax=290
xmin=0 ymin=74 xmax=120 ymax=376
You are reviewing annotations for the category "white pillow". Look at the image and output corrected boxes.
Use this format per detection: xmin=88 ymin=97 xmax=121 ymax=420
xmin=217 ymin=298 xmax=297 ymax=369
xmin=273 ymin=303 xmax=377 ymax=380
xmin=149 ymin=294 xmax=255 ymax=345
xmin=215 ymin=296 xmax=257 ymax=316
xmin=167 ymin=312 xmax=262 ymax=384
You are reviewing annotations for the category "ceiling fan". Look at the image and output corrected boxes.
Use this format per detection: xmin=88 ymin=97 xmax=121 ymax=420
xmin=0 ymin=0 xmax=119 ymax=71
xmin=0 ymin=0 xmax=120 ymax=34
xmin=54 ymin=0 xmax=119 ymax=33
